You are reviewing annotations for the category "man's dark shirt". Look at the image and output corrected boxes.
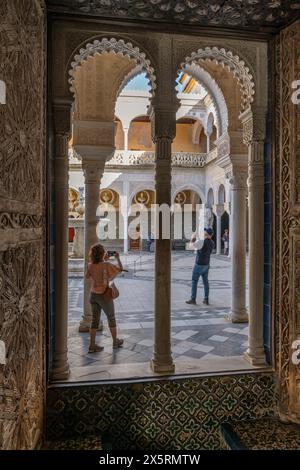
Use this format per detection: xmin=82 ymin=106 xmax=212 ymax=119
xmin=196 ymin=238 xmax=214 ymax=266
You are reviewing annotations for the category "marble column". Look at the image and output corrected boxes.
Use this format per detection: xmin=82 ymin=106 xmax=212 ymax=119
xmin=51 ymin=105 xmax=71 ymax=380
xmin=78 ymin=150 xmax=113 ymax=332
xmin=240 ymin=108 xmax=267 ymax=365
xmin=246 ymin=140 xmax=266 ymax=364
xmin=124 ymin=128 xmax=129 ymax=151
xmin=150 ymin=102 xmax=177 ymax=373
xmin=229 ymin=172 xmax=248 ymax=323
xmin=214 ymin=204 xmax=224 ymax=255
xmin=206 ymin=133 xmax=211 ymax=153
xmin=224 ymin=201 xmax=231 ymax=258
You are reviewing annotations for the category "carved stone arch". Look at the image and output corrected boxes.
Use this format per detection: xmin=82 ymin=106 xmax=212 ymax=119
xmin=171 ymin=184 xmax=204 ymax=204
xmin=181 ymin=63 xmax=228 ymax=135
xmin=190 ymin=119 xmax=204 ymax=145
xmin=68 ymin=37 xmax=157 ymax=97
xmin=182 ymin=46 xmax=255 ymax=113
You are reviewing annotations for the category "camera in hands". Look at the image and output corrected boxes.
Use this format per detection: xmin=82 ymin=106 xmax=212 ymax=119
xmin=107 ymin=250 xmax=117 ymax=257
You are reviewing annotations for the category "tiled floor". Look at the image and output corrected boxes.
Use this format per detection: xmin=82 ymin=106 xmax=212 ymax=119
xmin=67 ymin=252 xmax=257 ymax=381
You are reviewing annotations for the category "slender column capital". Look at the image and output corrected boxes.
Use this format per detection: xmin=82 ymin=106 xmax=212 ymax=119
xmin=150 ymin=95 xmax=179 ymax=143
xmin=226 ymin=171 xmax=248 ymax=190
xmin=78 ymin=147 xmax=115 ymax=183
xmin=82 ymin=161 xmax=106 ymax=184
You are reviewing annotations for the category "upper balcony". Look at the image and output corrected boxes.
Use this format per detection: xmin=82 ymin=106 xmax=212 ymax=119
xmin=69 ymin=148 xmax=218 ymax=169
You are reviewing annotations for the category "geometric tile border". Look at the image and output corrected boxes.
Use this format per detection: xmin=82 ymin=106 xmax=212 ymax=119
xmin=47 ymin=373 xmax=277 ymax=450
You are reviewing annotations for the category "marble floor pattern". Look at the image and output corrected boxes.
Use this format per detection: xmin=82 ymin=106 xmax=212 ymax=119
xmin=67 ymin=252 xmax=255 ymax=381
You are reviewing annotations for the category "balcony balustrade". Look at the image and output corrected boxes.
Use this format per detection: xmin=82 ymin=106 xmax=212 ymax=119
xmin=69 ymin=148 xmax=217 ymax=168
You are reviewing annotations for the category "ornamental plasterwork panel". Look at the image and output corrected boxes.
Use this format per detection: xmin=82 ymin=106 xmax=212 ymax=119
xmin=69 ymin=37 xmax=157 ymax=96
xmin=173 ymin=37 xmax=268 ymax=112
xmin=278 ymin=19 xmax=300 ymax=424
xmin=46 ymin=1 xmax=300 ymax=30
xmin=0 ymin=0 xmax=46 ymax=450
xmin=0 ymin=0 xmax=45 ymax=204
xmin=0 ymin=243 xmax=44 ymax=450
xmin=52 ymin=28 xmax=159 ymax=99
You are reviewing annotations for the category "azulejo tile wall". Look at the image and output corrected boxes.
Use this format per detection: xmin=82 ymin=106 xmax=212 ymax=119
xmin=47 ymin=373 xmax=277 ymax=450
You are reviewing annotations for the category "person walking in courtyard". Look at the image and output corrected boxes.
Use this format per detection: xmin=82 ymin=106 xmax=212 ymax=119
xmin=85 ymin=243 xmax=124 ymax=352
xmin=186 ymin=227 xmax=214 ymax=306
xmin=222 ymin=228 xmax=229 ymax=255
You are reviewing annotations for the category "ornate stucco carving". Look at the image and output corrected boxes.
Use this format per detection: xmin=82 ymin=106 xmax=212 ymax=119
xmin=278 ymin=20 xmax=300 ymax=424
xmin=68 ymin=38 xmax=157 ymax=96
xmin=0 ymin=213 xmax=43 ymax=230
xmin=0 ymin=243 xmax=44 ymax=450
xmin=0 ymin=0 xmax=45 ymax=449
xmin=47 ymin=1 xmax=300 ymax=30
xmin=216 ymin=133 xmax=230 ymax=161
xmin=182 ymin=47 xmax=255 ymax=112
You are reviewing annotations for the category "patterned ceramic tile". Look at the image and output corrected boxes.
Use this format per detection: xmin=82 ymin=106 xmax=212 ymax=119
xmin=221 ymin=418 xmax=300 ymax=450
xmin=47 ymin=373 xmax=277 ymax=450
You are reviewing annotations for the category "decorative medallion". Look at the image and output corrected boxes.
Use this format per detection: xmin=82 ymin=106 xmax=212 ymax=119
xmin=175 ymin=191 xmax=187 ymax=205
xmin=134 ymin=190 xmax=150 ymax=206
xmin=100 ymin=189 xmax=115 ymax=205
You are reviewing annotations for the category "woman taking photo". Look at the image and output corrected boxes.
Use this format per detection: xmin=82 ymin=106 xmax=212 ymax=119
xmin=85 ymin=243 xmax=124 ymax=353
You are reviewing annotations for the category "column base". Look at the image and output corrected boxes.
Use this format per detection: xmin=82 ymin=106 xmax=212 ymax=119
xmin=51 ymin=362 xmax=70 ymax=381
xmin=225 ymin=310 xmax=249 ymax=323
xmin=151 ymin=358 xmax=175 ymax=374
xmin=244 ymin=349 xmax=266 ymax=366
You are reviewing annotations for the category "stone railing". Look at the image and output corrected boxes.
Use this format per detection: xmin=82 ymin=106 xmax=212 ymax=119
xmin=171 ymin=152 xmax=206 ymax=167
xmin=69 ymin=149 xmax=208 ymax=168
xmin=108 ymin=151 xmax=155 ymax=166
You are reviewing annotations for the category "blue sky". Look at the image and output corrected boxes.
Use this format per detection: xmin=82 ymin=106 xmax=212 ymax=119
xmin=123 ymin=72 xmax=185 ymax=92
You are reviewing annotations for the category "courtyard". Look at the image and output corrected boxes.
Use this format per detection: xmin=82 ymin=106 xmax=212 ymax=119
xmin=67 ymin=252 xmax=258 ymax=381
